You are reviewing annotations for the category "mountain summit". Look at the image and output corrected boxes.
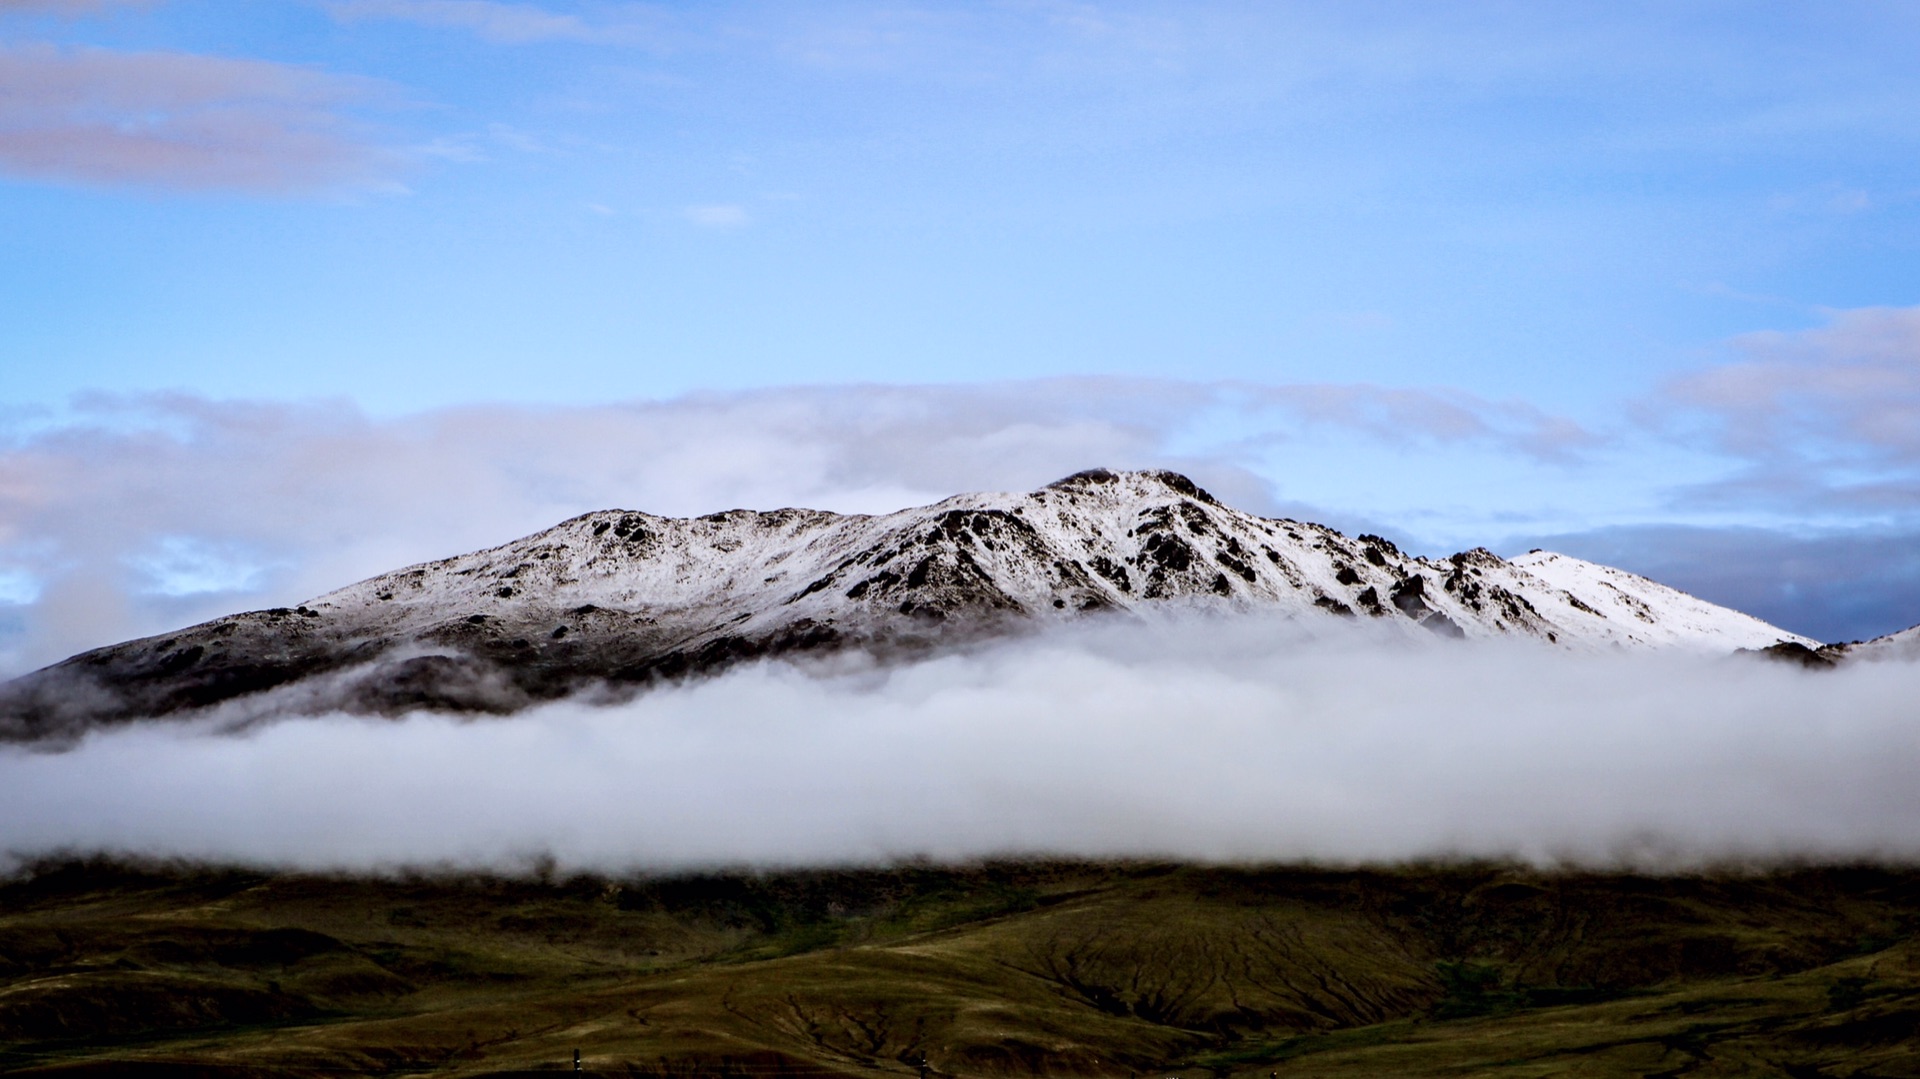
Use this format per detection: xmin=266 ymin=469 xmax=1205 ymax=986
xmin=0 ymin=469 xmax=1814 ymax=740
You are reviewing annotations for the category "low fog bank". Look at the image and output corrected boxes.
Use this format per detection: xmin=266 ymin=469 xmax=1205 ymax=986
xmin=2 ymin=620 xmax=1916 ymax=872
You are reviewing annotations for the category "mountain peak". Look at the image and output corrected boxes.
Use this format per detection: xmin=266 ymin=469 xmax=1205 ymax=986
xmin=1044 ymin=468 xmax=1218 ymax=504
xmin=0 ymin=471 xmax=1817 ymax=741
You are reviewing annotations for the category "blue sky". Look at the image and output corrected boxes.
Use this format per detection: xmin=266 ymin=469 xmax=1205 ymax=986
xmin=9 ymin=0 xmax=1920 ymax=410
xmin=4 ymin=0 xmax=1920 ymax=665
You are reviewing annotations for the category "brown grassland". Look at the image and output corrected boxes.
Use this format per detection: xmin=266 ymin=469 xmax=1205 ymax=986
xmin=0 ymin=858 xmax=1916 ymax=1077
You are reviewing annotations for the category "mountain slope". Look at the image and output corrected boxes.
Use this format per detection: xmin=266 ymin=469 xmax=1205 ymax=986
xmin=1857 ymin=623 xmax=1920 ymax=659
xmin=1804 ymin=622 xmax=1920 ymax=666
xmin=0 ymin=469 xmax=1815 ymax=740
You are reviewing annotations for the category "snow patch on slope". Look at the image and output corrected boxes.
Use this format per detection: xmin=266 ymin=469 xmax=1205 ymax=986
xmin=1510 ymin=551 xmax=1818 ymax=651
xmin=1835 ymin=622 xmax=1920 ymax=663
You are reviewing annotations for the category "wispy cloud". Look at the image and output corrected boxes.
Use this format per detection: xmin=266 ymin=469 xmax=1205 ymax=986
xmin=324 ymin=0 xmax=662 ymax=46
xmin=1654 ymin=306 xmax=1920 ymax=513
xmin=1248 ymin=383 xmax=1600 ymax=463
xmin=0 ymin=0 xmax=152 ymax=13
xmin=682 ymin=202 xmax=747 ymax=227
xmin=0 ymin=43 xmax=395 ymax=192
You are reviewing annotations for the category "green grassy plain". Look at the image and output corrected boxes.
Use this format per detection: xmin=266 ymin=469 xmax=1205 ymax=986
xmin=1 ymin=859 xmax=1916 ymax=1077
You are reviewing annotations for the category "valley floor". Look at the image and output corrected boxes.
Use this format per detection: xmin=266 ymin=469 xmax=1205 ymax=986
xmin=0 ymin=860 xmax=1916 ymax=1077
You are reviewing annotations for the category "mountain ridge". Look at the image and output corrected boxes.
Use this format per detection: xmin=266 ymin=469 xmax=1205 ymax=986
xmin=0 ymin=469 xmax=1835 ymax=741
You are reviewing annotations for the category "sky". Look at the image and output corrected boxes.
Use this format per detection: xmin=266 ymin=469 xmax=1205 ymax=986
xmin=5 ymin=0 xmax=1920 ymax=671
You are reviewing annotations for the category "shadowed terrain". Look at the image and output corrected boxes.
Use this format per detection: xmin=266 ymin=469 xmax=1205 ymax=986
xmin=1 ymin=860 xmax=1918 ymax=1076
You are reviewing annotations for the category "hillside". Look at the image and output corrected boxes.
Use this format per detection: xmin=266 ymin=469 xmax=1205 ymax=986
xmin=1 ymin=859 xmax=1916 ymax=1077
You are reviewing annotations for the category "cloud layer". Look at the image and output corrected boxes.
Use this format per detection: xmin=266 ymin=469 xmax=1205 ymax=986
xmin=0 ymin=43 xmax=392 ymax=192
xmin=1659 ymin=306 xmax=1920 ymax=513
xmin=3 ymin=621 xmax=1915 ymax=871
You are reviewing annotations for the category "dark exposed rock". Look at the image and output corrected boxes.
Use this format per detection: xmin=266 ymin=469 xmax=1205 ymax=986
xmin=1142 ymin=470 xmax=1216 ymax=504
xmin=1314 ymin=595 xmax=1356 ymax=617
xmin=1047 ymin=468 xmax=1119 ymax=489
xmin=1565 ymin=593 xmax=1602 ymax=615
xmin=1086 ymin=555 xmax=1132 ymax=592
xmin=1140 ymin=532 xmax=1195 ymax=572
xmin=1215 ymin=550 xmax=1258 ymax=583
xmin=1390 ymin=576 xmax=1432 ymax=618
xmin=1740 ymin=641 xmax=1842 ymax=670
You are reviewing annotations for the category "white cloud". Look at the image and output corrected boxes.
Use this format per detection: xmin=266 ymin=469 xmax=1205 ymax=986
xmin=682 ymin=202 xmax=748 ymax=227
xmin=3 ymin=621 xmax=1915 ymax=870
xmin=1654 ymin=305 xmax=1920 ymax=514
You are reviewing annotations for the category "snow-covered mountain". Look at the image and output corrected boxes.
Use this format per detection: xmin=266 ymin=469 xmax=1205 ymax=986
xmin=1853 ymin=625 xmax=1920 ymax=661
xmin=1798 ymin=623 xmax=1920 ymax=666
xmin=0 ymin=469 xmax=1818 ymax=741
